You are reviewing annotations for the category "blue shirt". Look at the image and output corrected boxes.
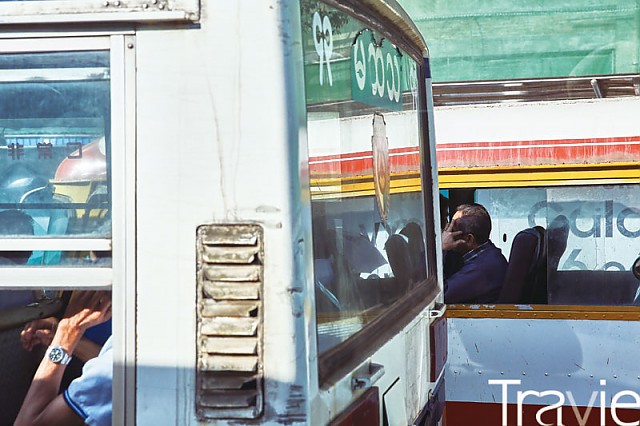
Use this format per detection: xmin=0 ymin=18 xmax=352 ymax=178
xmin=444 ymin=240 xmax=508 ymax=303
xmin=64 ymin=336 xmax=112 ymax=426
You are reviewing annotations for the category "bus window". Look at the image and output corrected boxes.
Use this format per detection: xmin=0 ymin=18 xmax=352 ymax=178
xmin=0 ymin=49 xmax=111 ymax=266
xmin=476 ymin=184 xmax=640 ymax=306
xmin=0 ymin=40 xmax=117 ymax=425
xmin=301 ymin=0 xmax=434 ymax=358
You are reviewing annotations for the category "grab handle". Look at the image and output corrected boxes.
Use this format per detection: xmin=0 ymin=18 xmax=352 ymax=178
xmin=351 ymin=363 xmax=385 ymax=391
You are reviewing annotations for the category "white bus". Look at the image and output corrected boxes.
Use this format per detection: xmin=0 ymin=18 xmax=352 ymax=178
xmin=312 ymin=73 xmax=640 ymax=424
xmin=0 ymin=0 xmax=446 ymax=424
xmin=435 ymin=86 xmax=640 ymax=425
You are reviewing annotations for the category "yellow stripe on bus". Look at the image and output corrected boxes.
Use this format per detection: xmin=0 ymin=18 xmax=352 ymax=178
xmin=310 ymin=174 xmax=421 ymax=199
xmin=438 ymin=162 xmax=640 ymax=188
xmin=310 ymin=162 xmax=639 ymax=198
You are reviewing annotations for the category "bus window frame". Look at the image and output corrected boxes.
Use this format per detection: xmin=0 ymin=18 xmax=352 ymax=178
xmin=309 ymin=0 xmax=440 ymax=386
xmin=447 ymin=304 xmax=640 ymax=321
xmin=0 ymin=36 xmax=116 ymax=286
xmin=0 ymin=33 xmax=136 ymax=425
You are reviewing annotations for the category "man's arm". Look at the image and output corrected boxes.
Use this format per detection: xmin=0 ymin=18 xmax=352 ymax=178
xmin=22 ymin=317 xmax=103 ymax=362
xmin=14 ymin=291 xmax=111 ymax=426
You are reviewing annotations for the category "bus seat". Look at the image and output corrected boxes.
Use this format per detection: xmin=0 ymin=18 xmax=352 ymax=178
xmin=547 ymin=215 xmax=570 ymax=272
xmin=399 ymin=222 xmax=427 ymax=284
xmin=498 ymin=226 xmax=547 ymax=304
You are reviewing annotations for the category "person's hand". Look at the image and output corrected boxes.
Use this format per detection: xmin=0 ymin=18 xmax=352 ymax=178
xmin=62 ymin=291 xmax=112 ymax=333
xmin=442 ymin=220 xmax=465 ymax=251
xmin=21 ymin=317 xmax=58 ymax=352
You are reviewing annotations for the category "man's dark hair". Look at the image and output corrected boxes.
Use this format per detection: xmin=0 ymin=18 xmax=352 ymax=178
xmin=0 ymin=209 xmax=34 ymax=264
xmin=455 ymin=203 xmax=491 ymax=244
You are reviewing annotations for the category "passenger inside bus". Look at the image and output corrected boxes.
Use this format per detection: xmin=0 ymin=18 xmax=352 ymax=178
xmin=0 ymin=209 xmax=43 ymax=424
xmin=444 ymin=187 xmax=640 ymax=306
xmin=15 ymin=291 xmax=112 ymax=426
xmin=443 ymin=203 xmax=508 ymax=303
xmin=0 ymin=210 xmax=39 ymax=310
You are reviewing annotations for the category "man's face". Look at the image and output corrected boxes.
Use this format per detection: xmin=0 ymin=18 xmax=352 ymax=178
xmin=451 ymin=211 xmax=475 ymax=253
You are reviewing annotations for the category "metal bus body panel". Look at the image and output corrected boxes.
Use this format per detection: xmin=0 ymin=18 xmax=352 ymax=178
xmin=435 ymin=97 xmax=640 ymax=187
xmin=436 ymin=97 xmax=640 ymax=148
xmin=132 ymin=1 xmax=441 ymax=425
xmin=313 ymin=302 xmax=440 ymax=424
xmin=134 ymin=2 xmax=314 ymax=424
xmin=437 ymin=96 xmax=640 ymax=424
xmin=446 ymin=317 xmax=640 ymax=422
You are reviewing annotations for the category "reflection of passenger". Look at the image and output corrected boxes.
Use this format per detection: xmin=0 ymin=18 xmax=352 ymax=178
xmin=443 ymin=203 xmax=508 ymax=303
xmin=386 ymin=222 xmax=427 ymax=286
xmin=15 ymin=291 xmax=112 ymax=426
xmin=547 ymin=215 xmax=570 ymax=272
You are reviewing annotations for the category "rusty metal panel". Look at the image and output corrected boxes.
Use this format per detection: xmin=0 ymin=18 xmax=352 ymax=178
xmin=196 ymin=223 xmax=263 ymax=420
xmin=203 ymin=264 xmax=261 ymax=282
xmin=200 ymin=317 xmax=259 ymax=336
xmin=202 ymin=245 xmax=259 ymax=264
xmin=203 ymin=337 xmax=257 ymax=354
xmin=202 ymin=282 xmax=260 ymax=300
xmin=200 ymin=300 xmax=259 ymax=317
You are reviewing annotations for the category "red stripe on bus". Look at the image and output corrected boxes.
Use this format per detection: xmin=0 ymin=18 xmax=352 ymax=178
xmin=445 ymin=401 xmax=640 ymax=426
xmin=308 ymin=136 xmax=640 ymax=174
xmin=309 ymin=148 xmax=420 ymax=175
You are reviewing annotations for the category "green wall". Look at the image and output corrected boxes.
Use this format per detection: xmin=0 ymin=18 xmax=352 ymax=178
xmin=398 ymin=0 xmax=640 ymax=82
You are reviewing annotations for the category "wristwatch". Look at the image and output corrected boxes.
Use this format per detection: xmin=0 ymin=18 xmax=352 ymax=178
xmin=45 ymin=345 xmax=72 ymax=365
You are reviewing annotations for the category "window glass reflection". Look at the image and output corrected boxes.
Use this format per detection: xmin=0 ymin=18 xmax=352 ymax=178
xmin=302 ymin=0 xmax=429 ymax=353
xmin=0 ymin=50 xmax=111 ymax=266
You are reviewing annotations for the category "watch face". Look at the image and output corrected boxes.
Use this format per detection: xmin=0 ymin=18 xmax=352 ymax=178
xmin=49 ymin=347 xmax=64 ymax=363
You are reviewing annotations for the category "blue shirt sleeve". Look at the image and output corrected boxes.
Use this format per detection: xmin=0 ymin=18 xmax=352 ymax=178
xmin=83 ymin=319 xmax=112 ymax=346
xmin=63 ymin=336 xmax=113 ymax=426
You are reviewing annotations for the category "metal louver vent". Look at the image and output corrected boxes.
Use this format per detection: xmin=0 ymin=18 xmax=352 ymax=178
xmin=196 ymin=224 xmax=263 ymax=420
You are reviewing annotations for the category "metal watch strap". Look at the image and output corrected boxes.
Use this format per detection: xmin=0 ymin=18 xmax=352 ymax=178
xmin=46 ymin=345 xmax=72 ymax=365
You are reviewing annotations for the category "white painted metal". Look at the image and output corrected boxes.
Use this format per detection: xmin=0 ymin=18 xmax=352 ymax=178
xmin=134 ymin=2 xmax=315 ymax=422
xmin=0 ymin=238 xmax=111 ymax=252
xmin=0 ymin=0 xmax=198 ymax=24
xmin=435 ymin=97 xmax=640 ymax=145
xmin=0 ymin=36 xmax=110 ymax=51
xmin=447 ymin=318 xmax=640 ymax=407
xmin=109 ymin=33 xmax=137 ymax=426
xmin=0 ymin=267 xmax=111 ymax=289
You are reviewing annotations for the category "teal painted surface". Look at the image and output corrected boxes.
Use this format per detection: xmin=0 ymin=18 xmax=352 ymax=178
xmin=300 ymin=0 xmax=420 ymax=107
xmin=398 ymin=0 xmax=640 ymax=82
